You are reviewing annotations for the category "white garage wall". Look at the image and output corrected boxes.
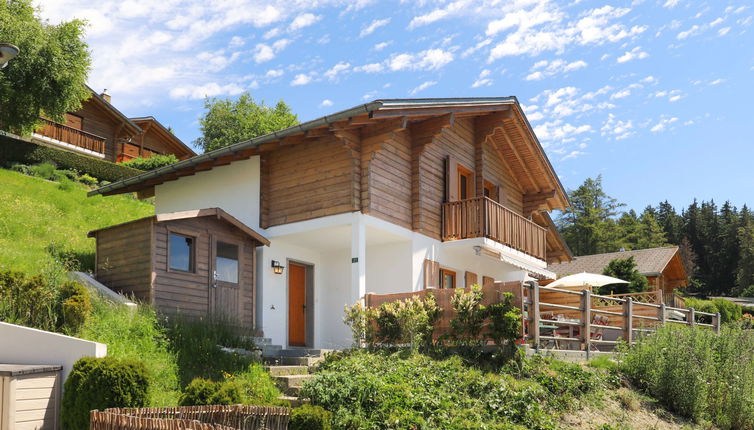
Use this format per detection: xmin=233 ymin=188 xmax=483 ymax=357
xmin=366 ymin=241 xmax=413 ymax=295
xmin=154 ymin=156 xmax=261 ymax=229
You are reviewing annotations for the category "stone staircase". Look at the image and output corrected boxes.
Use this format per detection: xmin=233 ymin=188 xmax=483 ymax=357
xmin=255 ymin=337 xmax=329 ymax=407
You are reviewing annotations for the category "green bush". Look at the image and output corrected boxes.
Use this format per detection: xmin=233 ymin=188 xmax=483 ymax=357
xmin=301 ymin=350 xmax=611 ymax=429
xmin=0 ymin=269 xmax=58 ymax=331
xmin=58 ymin=281 xmax=92 ymax=334
xmin=62 ymin=356 xmax=150 ymax=430
xmin=178 ymin=378 xmax=242 ymax=406
xmin=449 ymin=285 xmax=487 ymax=346
xmin=685 ymin=297 xmax=742 ymax=324
xmin=487 ymin=292 xmax=522 ymax=358
xmin=232 ymin=363 xmax=285 ymax=405
xmin=78 ymin=173 xmax=98 ymax=185
xmin=621 ymin=324 xmax=754 ymax=429
xmin=0 ymin=135 xmax=141 ymax=182
xmin=289 ymin=405 xmax=332 ymax=430
xmin=119 ymin=154 xmax=179 ymax=171
xmin=28 ymin=161 xmax=59 ymax=180
xmin=163 ymin=315 xmax=256 ymax=387
xmin=365 ymin=294 xmax=438 ymax=350
xmin=79 ymin=297 xmax=180 ymax=406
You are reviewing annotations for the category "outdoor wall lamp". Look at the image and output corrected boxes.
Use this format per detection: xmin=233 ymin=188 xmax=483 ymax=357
xmin=0 ymin=44 xmax=19 ymax=69
xmin=271 ymin=260 xmax=285 ymax=275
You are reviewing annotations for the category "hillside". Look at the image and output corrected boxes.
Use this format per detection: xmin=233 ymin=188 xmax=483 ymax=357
xmin=0 ymin=168 xmax=153 ymax=275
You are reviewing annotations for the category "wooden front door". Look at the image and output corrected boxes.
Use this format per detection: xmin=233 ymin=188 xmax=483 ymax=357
xmin=288 ymin=262 xmax=307 ymax=346
xmin=210 ymin=237 xmax=241 ymax=323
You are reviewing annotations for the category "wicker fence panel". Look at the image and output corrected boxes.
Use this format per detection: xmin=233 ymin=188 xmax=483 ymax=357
xmin=91 ymin=405 xmax=290 ymax=430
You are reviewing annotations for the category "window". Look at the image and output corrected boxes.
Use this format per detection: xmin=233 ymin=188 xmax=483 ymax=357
xmin=483 ymin=180 xmax=498 ymax=202
xmin=457 ymin=165 xmax=473 ymax=200
xmin=440 ymin=268 xmax=456 ymax=289
xmin=169 ymin=233 xmax=195 ymax=272
xmin=215 ymin=241 xmax=239 ymax=283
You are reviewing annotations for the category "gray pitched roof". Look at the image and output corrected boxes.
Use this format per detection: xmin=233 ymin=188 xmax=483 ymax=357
xmin=548 ymin=246 xmax=680 ymax=277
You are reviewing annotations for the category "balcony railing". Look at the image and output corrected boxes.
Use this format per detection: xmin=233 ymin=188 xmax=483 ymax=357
xmin=442 ymin=196 xmax=547 ymax=260
xmin=36 ymin=118 xmax=106 ymax=154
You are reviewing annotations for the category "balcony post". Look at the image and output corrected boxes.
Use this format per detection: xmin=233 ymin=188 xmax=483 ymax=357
xmin=531 ymin=283 xmax=541 ymax=352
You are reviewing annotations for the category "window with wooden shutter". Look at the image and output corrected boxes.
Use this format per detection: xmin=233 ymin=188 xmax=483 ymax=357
xmin=440 ymin=268 xmax=456 ymax=289
xmin=446 ymin=156 xmax=474 ymax=202
xmin=423 ymin=259 xmax=440 ymax=289
xmin=482 ymin=276 xmax=495 ymax=288
xmin=483 ymin=179 xmax=498 ymax=202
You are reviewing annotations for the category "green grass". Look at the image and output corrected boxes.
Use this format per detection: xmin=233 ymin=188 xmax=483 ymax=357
xmin=0 ymin=168 xmax=153 ymax=274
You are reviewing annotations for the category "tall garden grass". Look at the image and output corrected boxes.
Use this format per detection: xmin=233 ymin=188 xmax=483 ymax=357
xmin=621 ymin=324 xmax=754 ymax=429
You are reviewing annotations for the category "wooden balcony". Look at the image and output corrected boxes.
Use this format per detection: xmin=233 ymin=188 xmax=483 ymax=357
xmin=442 ymin=196 xmax=547 ymax=260
xmin=36 ymin=118 xmax=106 ymax=154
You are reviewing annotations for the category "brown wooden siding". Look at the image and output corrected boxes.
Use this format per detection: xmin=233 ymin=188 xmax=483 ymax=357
xmin=94 ymin=218 xmax=153 ymax=302
xmin=264 ymin=135 xmax=356 ymax=227
xmin=76 ymin=99 xmax=122 ymax=162
xmin=362 ymin=128 xmax=413 ymax=229
xmin=482 ymin=137 xmax=524 ymax=213
xmin=153 ymin=217 xmax=256 ymax=328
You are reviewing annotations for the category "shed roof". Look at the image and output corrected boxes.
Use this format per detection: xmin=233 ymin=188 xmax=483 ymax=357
xmin=88 ymin=207 xmax=270 ymax=246
xmin=548 ymin=246 xmax=681 ymax=277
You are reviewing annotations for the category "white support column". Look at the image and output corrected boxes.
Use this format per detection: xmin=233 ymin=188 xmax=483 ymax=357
xmin=351 ymin=213 xmax=367 ymax=304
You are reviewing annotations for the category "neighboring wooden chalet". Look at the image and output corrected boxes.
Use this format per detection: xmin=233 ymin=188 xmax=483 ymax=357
xmin=31 ymin=87 xmax=195 ymax=163
xmin=88 ymin=97 xmax=575 ymax=348
xmin=87 ymin=208 xmax=269 ymax=327
xmin=548 ymin=246 xmax=689 ymax=304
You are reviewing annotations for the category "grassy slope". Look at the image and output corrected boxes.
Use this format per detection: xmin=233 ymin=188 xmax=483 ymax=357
xmin=0 ymin=168 xmax=153 ymax=274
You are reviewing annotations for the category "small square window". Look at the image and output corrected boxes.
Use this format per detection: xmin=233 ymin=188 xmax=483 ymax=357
xmin=169 ymin=233 xmax=195 ymax=272
xmin=440 ymin=268 xmax=456 ymax=289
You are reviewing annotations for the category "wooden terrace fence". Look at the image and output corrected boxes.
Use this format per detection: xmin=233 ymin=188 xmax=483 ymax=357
xmin=365 ymin=282 xmax=721 ymax=351
xmin=36 ymin=117 xmax=106 ymax=154
xmin=442 ymin=197 xmax=547 ymax=260
xmin=90 ymin=405 xmax=290 ymax=430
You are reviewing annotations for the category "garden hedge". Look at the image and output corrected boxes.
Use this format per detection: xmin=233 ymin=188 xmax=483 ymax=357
xmin=62 ymin=356 xmax=150 ymax=430
xmin=0 ymin=133 xmax=141 ymax=182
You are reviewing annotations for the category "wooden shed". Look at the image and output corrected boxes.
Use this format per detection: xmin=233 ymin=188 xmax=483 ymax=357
xmin=0 ymin=364 xmax=62 ymax=430
xmin=88 ymin=208 xmax=270 ymax=328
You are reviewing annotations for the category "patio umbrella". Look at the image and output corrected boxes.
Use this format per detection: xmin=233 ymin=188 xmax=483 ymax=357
xmin=547 ymin=272 xmax=628 ymax=289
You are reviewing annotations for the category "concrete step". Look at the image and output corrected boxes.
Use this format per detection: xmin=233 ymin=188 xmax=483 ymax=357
xmin=265 ymin=365 xmax=309 ymax=377
xmin=263 ymin=356 xmax=324 ymax=367
xmin=272 ymin=348 xmax=323 ymax=358
xmin=251 ymin=337 xmax=273 ymax=345
xmin=274 ymin=374 xmax=313 ymax=396
xmin=261 ymin=344 xmax=282 ymax=355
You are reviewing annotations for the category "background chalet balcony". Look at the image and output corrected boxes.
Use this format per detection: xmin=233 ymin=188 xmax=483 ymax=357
xmin=442 ymin=196 xmax=547 ymax=261
xmin=36 ymin=118 xmax=106 ymax=154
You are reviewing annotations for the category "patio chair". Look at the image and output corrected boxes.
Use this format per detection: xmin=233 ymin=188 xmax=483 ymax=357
xmin=589 ymin=315 xmax=609 ymax=351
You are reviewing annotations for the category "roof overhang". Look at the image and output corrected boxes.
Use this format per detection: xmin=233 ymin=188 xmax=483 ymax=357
xmin=130 ymin=116 xmax=197 ymax=158
xmin=84 ymin=85 xmax=141 ymax=136
xmin=88 ymin=97 xmax=569 ymax=210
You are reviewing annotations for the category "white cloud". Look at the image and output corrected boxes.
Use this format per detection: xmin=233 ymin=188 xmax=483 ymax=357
xmin=601 ymin=113 xmax=634 ymax=140
xmin=229 ymin=36 xmax=244 ymax=48
xmin=534 ymin=120 xmax=592 ymax=143
xmin=360 ymin=18 xmax=390 ymax=37
xmin=288 ymin=13 xmax=320 ymax=31
xmin=471 ymin=69 xmax=493 ymax=87
xmin=718 ymin=27 xmax=731 ymax=36
xmin=677 ymin=25 xmax=701 ymax=40
xmin=617 ymin=46 xmax=649 ymax=63
xmin=525 ymin=58 xmax=587 ymax=80
xmin=290 ymin=73 xmax=313 ymax=86
xmin=265 ymin=69 xmax=284 ymax=78
xmin=709 ymin=78 xmax=725 ymax=85
xmin=354 ymin=63 xmax=384 ymax=73
xmin=169 ymin=82 xmax=244 ymax=100
xmin=650 ymin=117 xmax=679 ymax=132
xmin=253 ymin=39 xmax=289 ymax=63
xmin=319 ymin=99 xmax=333 ymax=108
xmin=663 ymin=0 xmax=681 ymax=8
xmin=641 ymin=76 xmax=657 ymax=84
xmin=408 ymin=0 xmax=468 ymax=29
xmin=373 ymin=41 xmax=392 ymax=51
xmin=263 ymin=28 xmax=281 ymax=40
xmin=388 ymin=49 xmax=454 ymax=71
xmin=410 ymin=80 xmax=437 ymax=95
xmin=324 ymin=62 xmax=351 ymax=80
xmin=610 ymin=89 xmax=631 ymax=99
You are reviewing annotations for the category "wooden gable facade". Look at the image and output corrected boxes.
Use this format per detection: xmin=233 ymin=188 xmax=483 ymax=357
xmin=88 ymin=208 xmax=269 ymax=327
xmin=33 ymin=88 xmax=195 ymax=163
xmin=94 ymin=98 xmax=573 ymax=264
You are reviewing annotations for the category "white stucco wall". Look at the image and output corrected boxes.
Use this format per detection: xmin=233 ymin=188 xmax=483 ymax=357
xmin=366 ymin=241 xmax=413 ymax=295
xmin=317 ymin=249 xmax=352 ymax=349
xmin=0 ymin=322 xmax=106 ymax=386
xmin=154 ymin=156 xmax=261 ymax=229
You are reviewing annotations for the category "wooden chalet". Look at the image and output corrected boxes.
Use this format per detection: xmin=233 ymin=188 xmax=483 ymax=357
xmin=547 ymin=246 xmax=689 ymax=306
xmin=87 ymin=208 xmax=269 ymax=327
xmin=31 ymin=87 xmax=195 ymax=163
xmin=88 ymin=97 xmax=575 ymax=348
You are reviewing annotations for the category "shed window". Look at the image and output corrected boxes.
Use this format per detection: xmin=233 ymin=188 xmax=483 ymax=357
xmin=216 ymin=241 xmax=239 ymax=283
xmin=169 ymin=233 xmax=195 ymax=272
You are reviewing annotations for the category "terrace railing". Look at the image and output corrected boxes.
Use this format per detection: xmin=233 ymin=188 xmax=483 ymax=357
xmin=35 ymin=117 xmax=106 ymax=154
xmin=91 ymin=405 xmax=290 ymax=430
xmin=442 ymin=197 xmax=547 ymax=260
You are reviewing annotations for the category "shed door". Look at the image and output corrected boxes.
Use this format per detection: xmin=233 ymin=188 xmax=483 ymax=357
xmin=210 ymin=237 xmax=241 ymax=324
xmin=288 ymin=263 xmax=307 ymax=346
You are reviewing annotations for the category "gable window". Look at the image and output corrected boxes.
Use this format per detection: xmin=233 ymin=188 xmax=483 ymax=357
xmin=457 ymin=165 xmax=474 ymax=201
xmin=169 ymin=233 xmax=195 ymax=272
xmin=215 ymin=241 xmax=239 ymax=283
xmin=440 ymin=268 xmax=456 ymax=289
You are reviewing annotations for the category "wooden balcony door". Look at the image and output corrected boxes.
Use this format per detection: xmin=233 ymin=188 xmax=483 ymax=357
xmin=288 ymin=262 xmax=307 ymax=346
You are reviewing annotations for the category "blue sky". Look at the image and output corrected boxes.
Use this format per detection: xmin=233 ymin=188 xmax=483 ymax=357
xmin=39 ymin=0 xmax=753 ymax=212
